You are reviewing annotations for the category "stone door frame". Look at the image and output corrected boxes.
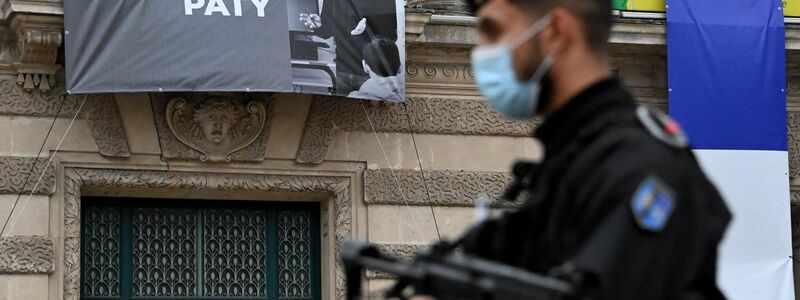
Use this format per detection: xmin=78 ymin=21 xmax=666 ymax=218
xmin=61 ymin=166 xmax=355 ymax=300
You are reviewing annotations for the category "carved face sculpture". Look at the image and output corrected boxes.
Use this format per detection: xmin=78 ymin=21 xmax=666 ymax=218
xmin=192 ymin=99 xmax=237 ymax=144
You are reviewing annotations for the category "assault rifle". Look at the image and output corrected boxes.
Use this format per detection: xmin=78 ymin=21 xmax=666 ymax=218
xmin=342 ymin=239 xmax=579 ymax=300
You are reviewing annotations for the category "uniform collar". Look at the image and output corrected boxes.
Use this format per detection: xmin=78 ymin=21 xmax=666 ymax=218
xmin=534 ymin=77 xmax=635 ymax=155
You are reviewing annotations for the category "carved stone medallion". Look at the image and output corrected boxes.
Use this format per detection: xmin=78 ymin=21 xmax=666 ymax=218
xmin=165 ymin=94 xmax=267 ymax=162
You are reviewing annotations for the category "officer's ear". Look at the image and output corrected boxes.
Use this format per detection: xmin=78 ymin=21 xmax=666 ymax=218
xmin=539 ymin=7 xmax=576 ymax=56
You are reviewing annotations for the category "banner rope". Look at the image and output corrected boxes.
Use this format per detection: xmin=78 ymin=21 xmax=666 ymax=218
xmin=361 ymin=101 xmax=435 ymax=242
xmin=402 ymin=101 xmax=442 ymax=241
xmin=0 ymin=94 xmax=88 ymax=249
xmin=0 ymin=93 xmax=68 ymax=240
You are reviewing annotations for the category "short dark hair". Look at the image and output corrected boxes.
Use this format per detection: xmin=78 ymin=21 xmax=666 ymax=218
xmin=363 ymin=38 xmax=401 ymax=77
xmin=467 ymin=0 xmax=612 ymax=50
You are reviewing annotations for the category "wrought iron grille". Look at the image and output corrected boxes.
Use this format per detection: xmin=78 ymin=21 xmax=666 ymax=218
xmin=81 ymin=198 xmax=321 ymax=300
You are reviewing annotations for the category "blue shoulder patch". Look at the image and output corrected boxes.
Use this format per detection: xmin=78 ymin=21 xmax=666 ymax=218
xmin=630 ymin=177 xmax=675 ymax=232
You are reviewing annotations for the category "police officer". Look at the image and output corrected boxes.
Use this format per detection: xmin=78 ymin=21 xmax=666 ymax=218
xmin=417 ymin=0 xmax=731 ymax=299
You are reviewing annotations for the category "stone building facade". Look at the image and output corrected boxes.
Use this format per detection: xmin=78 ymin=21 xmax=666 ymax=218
xmin=0 ymin=1 xmax=798 ymax=299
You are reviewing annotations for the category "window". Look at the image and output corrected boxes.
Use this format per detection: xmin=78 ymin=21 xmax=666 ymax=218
xmin=80 ymin=198 xmax=321 ymax=300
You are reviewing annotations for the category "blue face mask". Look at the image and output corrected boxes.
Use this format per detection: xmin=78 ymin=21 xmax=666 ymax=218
xmin=471 ymin=16 xmax=556 ymax=120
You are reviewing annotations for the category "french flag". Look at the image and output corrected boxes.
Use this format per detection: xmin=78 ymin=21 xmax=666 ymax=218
xmin=667 ymin=0 xmax=793 ymax=298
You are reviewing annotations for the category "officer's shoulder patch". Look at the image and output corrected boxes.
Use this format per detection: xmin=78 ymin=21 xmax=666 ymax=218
xmin=636 ymin=106 xmax=689 ymax=149
xmin=630 ymin=176 xmax=675 ymax=233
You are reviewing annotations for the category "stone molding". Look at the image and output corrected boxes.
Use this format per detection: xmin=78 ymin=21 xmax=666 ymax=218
xmin=1 ymin=0 xmax=65 ymax=19
xmin=83 ymin=94 xmax=131 ymax=157
xmin=0 ymin=235 xmax=55 ymax=274
xmin=0 ymin=156 xmax=54 ymax=194
xmin=407 ymin=1 xmax=470 ymax=16
xmin=63 ymin=168 xmax=353 ymax=300
xmin=0 ymin=80 xmax=131 ymax=157
xmin=377 ymin=243 xmax=425 ymax=260
xmin=0 ymin=79 xmax=81 ymax=116
xmin=364 ymin=169 xmax=517 ymax=208
xmin=790 ymin=111 xmax=800 ymax=178
xmin=405 ymin=11 xmax=432 ymax=43
xmin=151 ymin=93 xmax=274 ymax=162
xmin=296 ymin=96 xmax=536 ymax=164
xmin=406 ymin=61 xmax=473 ymax=85
xmin=788 ymin=98 xmax=800 ymax=178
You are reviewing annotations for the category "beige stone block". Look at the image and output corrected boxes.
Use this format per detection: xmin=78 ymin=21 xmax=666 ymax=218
xmin=115 ymin=93 xmax=162 ymax=155
xmin=0 ymin=275 xmax=48 ymax=300
xmin=0 ymin=116 xmax=97 ymax=157
xmin=327 ymin=132 xmax=541 ymax=172
xmin=265 ymin=94 xmax=312 ymax=159
xmin=0 ymin=195 xmax=49 ymax=236
xmin=368 ymin=279 xmax=396 ymax=295
xmin=368 ymin=205 xmax=490 ymax=244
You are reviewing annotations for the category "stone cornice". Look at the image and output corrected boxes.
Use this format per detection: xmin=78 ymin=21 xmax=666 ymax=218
xmin=1 ymin=0 xmax=63 ymax=19
xmin=0 ymin=235 xmax=55 ymax=274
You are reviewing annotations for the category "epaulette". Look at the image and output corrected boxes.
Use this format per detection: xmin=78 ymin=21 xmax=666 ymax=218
xmin=636 ymin=106 xmax=689 ymax=149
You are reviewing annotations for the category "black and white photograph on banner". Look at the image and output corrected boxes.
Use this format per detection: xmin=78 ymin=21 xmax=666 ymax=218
xmin=287 ymin=0 xmax=405 ymax=101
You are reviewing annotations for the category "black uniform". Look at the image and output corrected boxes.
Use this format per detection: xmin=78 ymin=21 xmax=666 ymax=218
xmin=461 ymin=78 xmax=732 ymax=299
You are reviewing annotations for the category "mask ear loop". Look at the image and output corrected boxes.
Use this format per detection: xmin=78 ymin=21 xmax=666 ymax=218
xmin=532 ymin=54 xmax=556 ymax=82
xmin=510 ymin=15 xmax=552 ymax=49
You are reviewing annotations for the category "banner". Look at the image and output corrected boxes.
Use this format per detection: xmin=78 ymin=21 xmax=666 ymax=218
xmin=63 ymin=0 xmax=406 ymax=102
xmin=667 ymin=0 xmax=793 ymax=299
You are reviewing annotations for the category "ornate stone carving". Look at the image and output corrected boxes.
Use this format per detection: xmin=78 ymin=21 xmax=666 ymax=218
xmin=364 ymin=169 xmax=517 ymax=208
xmin=0 ymin=235 xmax=55 ymax=274
xmin=789 ymin=111 xmax=800 ymax=178
xmin=8 ymin=14 xmax=63 ymax=91
xmin=0 ymin=83 xmax=131 ymax=156
xmin=63 ymin=168 xmax=353 ymax=300
xmin=152 ymin=93 xmax=273 ymax=162
xmin=0 ymin=79 xmax=83 ymax=116
xmin=406 ymin=62 xmax=474 ymax=83
xmin=0 ymin=157 xmax=54 ymax=194
xmin=82 ymin=94 xmax=131 ymax=157
xmin=377 ymin=243 xmax=424 ymax=259
xmin=296 ymin=96 xmax=536 ymax=164
xmin=165 ymin=94 xmax=268 ymax=162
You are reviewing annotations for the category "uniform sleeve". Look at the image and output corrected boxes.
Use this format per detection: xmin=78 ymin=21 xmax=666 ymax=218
xmin=460 ymin=206 xmax=539 ymax=264
xmin=569 ymin=171 xmax=726 ymax=300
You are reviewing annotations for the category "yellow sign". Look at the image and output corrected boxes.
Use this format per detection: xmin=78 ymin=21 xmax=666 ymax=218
xmin=785 ymin=0 xmax=800 ymax=17
xmin=614 ymin=0 xmax=800 ymax=17
xmin=612 ymin=0 xmax=665 ymax=12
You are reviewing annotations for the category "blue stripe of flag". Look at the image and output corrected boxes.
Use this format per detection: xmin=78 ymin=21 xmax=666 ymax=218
xmin=667 ymin=0 xmax=787 ymax=151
